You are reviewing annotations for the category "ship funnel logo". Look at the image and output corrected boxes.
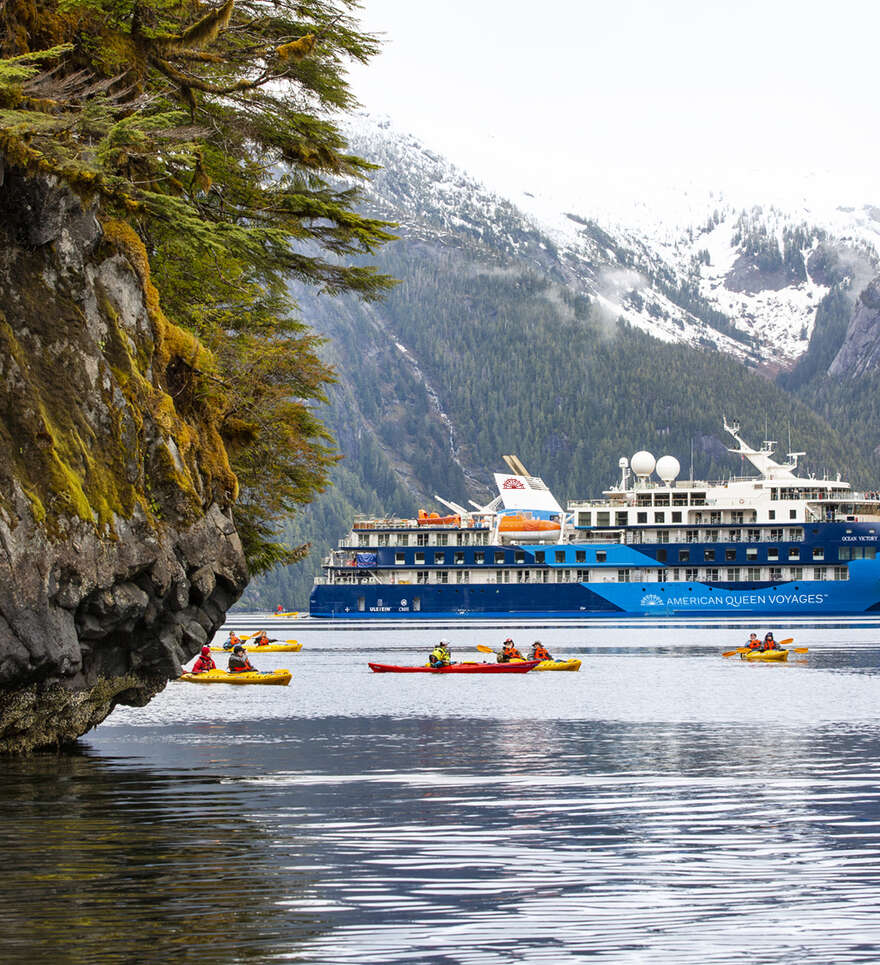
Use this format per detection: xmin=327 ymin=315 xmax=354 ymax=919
xmin=502 ymin=477 xmax=525 ymax=489
xmin=640 ymin=594 xmax=664 ymax=607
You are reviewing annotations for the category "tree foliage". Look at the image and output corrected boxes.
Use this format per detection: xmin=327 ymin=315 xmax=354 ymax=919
xmin=0 ymin=1 xmax=396 ymax=572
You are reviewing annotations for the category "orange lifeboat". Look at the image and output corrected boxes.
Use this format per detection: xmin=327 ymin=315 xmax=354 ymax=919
xmin=417 ymin=509 xmax=461 ymax=526
xmin=497 ymin=514 xmax=561 ymax=542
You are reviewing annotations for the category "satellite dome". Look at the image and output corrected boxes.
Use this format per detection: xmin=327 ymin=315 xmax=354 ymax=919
xmin=618 ymin=457 xmax=629 ymax=468
xmin=656 ymin=455 xmax=681 ymax=483
xmin=630 ymin=451 xmax=656 ymax=478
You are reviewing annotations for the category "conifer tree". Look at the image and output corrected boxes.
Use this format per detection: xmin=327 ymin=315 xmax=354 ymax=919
xmin=0 ymin=1 xmax=396 ymax=571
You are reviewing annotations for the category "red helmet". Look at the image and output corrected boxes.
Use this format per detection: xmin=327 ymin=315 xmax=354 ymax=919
xmin=201 ymin=645 xmax=211 ymax=656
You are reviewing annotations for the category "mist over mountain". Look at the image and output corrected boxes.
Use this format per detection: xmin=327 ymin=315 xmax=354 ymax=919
xmin=237 ymin=116 xmax=880 ymax=609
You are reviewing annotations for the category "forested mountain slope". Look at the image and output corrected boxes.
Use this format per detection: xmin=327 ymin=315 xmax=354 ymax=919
xmin=238 ymin=123 xmax=880 ymax=609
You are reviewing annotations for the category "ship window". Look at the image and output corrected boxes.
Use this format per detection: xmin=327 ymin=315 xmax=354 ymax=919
xmin=869 ymin=547 xmax=877 ymax=560
xmin=769 ymin=510 xmax=776 ymax=520
xmin=616 ymin=512 xmax=627 ymax=526
xmin=413 ymin=596 xmax=421 ymax=611
xmin=655 ymin=512 xmax=665 ymax=523
xmin=358 ymin=534 xmax=370 ymax=546
xmin=495 ymin=552 xmax=505 ymax=564
xmin=517 ymin=570 xmax=529 ymax=583
xmin=618 ymin=569 xmax=630 ymax=582
xmin=415 ymin=552 xmax=425 ymax=564
xmin=555 ymin=550 xmax=566 ymax=563
xmin=707 ymin=568 xmax=719 ymax=581
xmin=768 ymin=548 xmax=779 ymax=561
xmin=535 ymin=551 xmax=545 ymax=563
xmin=437 ymin=571 xmax=448 ymax=583
xmin=685 ymin=568 xmax=699 ymax=581
xmin=672 ymin=511 xmax=683 ymax=522
xmin=456 ymin=570 xmax=469 ymax=584
xmin=455 ymin=552 xmax=464 ymax=564
xmin=434 ymin=552 xmax=446 ymax=564
xmin=576 ymin=550 xmax=586 ymax=563
xmin=813 ymin=548 xmax=825 ymax=560
xmin=789 ymin=528 xmax=804 ymax=541
xmin=746 ymin=547 xmax=758 ymax=560
xmin=704 ymin=549 xmax=716 ymax=562
xmin=658 ymin=530 xmax=670 ymax=543
xmin=475 ymin=552 xmax=485 ymax=564
xmin=657 ymin=549 xmax=667 ymax=562
xmin=395 ymin=553 xmax=405 ymax=565
xmin=791 ymin=567 xmax=803 ymax=579
xmin=577 ymin=511 xmax=591 ymax=527
xmin=515 ymin=551 xmax=525 ymax=563
xmin=596 ymin=511 xmax=610 ymax=526
xmin=728 ymin=567 xmax=740 ymax=581
xmin=813 ymin=567 xmax=826 ymax=579
xmin=637 ymin=512 xmax=648 ymax=524
xmin=596 ymin=551 xmax=607 ymax=563
xmin=788 ymin=548 xmax=799 ymax=560
xmin=436 ymin=534 xmax=448 ymax=546
xmin=679 ymin=549 xmax=690 ymax=562
xmin=657 ymin=569 xmax=667 ymax=582
xmin=839 ymin=546 xmax=852 ymax=561
xmin=790 ymin=510 xmax=797 ymax=520
xmin=770 ymin=529 xmax=783 ymax=541
xmin=686 ymin=530 xmax=698 ymax=543
xmin=577 ymin=569 xmax=589 ymax=581
xmin=725 ymin=548 xmax=736 ymax=561
xmin=417 ymin=533 xmax=429 ymax=546
xmin=835 ymin=567 xmax=848 ymax=581
xmin=770 ymin=567 xmax=783 ymax=581
xmin=357 ymin=596 xmax=365 ymax=611
xmin=748 ymin=529 xmax=760 ymax=541
xmin=710 ymin=512 xmax=722 ymax=524
xmin=417 ymin=571 xmax=428 ymax=584
xmin=541 ymin=569 xmax=549 ymax=582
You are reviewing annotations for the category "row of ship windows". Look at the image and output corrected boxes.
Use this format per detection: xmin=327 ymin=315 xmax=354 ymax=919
xmin=354 ymin=526 xmax=834 ymax=548
xmin=334 ymin=566 xmax=850 ymax=585
xmin=381 ymin=544 xmax=875 ymax=565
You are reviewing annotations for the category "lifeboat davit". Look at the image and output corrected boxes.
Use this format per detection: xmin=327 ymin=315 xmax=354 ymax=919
xmin=497 ymin=514 xmax=561 ymax=542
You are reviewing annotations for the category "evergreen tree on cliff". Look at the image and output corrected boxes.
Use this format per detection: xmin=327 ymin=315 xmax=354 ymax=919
xmin=0 ymin=0 xmax=395 ymax=572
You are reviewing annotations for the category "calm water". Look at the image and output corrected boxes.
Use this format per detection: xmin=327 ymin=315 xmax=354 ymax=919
xmin=5 ymin=621 xmax=880 ymax=963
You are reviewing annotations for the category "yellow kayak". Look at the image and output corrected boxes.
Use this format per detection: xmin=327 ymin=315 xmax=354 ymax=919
xmin=511 ymin=657 xmax=581 ymax=671
xmin=740 ymin=649 xmax=789 ymax=662
xmin=179 ymin=668 xmax=292 ymax=685
xmin=210 ymin=642 xmax=302 ymax=653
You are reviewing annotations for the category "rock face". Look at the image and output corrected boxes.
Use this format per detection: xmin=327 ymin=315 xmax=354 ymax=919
xmin=829 ymin=276 xmax=880 ymax=379
xmin=0 ymin=162 xmax=248 ymax=752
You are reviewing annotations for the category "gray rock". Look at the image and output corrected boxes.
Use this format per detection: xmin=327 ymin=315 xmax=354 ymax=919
xmin=0 ymin=168 xmax=248 ymax=752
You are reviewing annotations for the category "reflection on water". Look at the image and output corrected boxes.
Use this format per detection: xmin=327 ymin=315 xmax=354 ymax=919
xmin=3 ymin=628 xmax=880 ymax=963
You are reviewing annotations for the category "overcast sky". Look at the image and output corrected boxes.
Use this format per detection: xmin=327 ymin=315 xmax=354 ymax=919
xmin=348 ymin=0 xmax=878 ymax=213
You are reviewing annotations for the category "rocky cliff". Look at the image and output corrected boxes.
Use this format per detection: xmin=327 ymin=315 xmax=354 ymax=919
xmin=829 ymin=276 xmax=880 ymax=379
xmin=0 ymin=162 xmax=248 ymax=752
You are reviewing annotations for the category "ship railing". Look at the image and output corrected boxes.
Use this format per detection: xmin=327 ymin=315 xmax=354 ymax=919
xmin=351 ymin=515 xmax=490 ymax=531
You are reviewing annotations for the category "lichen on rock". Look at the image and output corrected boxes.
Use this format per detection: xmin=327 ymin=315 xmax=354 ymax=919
xmin=0 ymin=163 xmax=247 ymax=753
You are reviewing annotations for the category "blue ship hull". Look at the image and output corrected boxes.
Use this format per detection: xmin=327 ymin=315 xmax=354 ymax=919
xmin=309 ymin=568 xmax=880 ymax=619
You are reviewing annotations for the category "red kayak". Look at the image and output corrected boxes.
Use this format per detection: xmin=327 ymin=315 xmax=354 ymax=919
xmin=368 ymin=661 xmax=541 ymax=674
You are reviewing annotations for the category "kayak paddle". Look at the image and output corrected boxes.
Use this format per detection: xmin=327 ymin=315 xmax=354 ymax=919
xmin=476 ymin=644 xmax=496 ymax=654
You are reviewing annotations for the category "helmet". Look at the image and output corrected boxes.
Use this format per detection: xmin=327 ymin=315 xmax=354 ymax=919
xmin=504 ymin=638 xmax=513 ymax=645
xmin=201 ymin=645 xmax=211 ymax=656
xmin=533 ymin=640 xmax=542 ymax=645
xmin=233 ymin=644 xmax=245 ymax=653
xmin=439 ymin=638 xmax=449 ymax=645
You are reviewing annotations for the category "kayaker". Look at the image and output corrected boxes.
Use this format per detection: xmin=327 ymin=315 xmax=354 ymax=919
xmin=429 ymin=639 xmax=452 ymax=668
xmin=189 ymin=645 xmax=216 ymax=674
xmin=746 ymin=633 xmax=761 ymax=650
xmin=762 ymin=632 xmax=778 ymax=651
xmin=252 ymin=630 xmax=272 ymax=647
xmin=223 ymin=630 xmax=243 ymax=651
xmin=228 ymin=644 xmax=256 ymax=673
xmin=530 ymin=641 xmax=552 ymax=661
xmin=498 ymin=638 xmax=524 ymax=663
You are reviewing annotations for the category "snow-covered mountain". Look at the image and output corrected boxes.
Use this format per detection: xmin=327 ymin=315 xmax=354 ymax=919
xmin=341 ymin=113 xmax=880 ymax=371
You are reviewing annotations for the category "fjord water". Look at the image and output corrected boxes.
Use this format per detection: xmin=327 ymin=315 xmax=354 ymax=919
xmin=5 ymin=623 xmax=880 ymax=963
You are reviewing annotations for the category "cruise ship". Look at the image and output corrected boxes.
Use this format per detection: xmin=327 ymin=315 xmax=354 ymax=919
xmin=309 ymin=421 xmax=880 ymax=618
